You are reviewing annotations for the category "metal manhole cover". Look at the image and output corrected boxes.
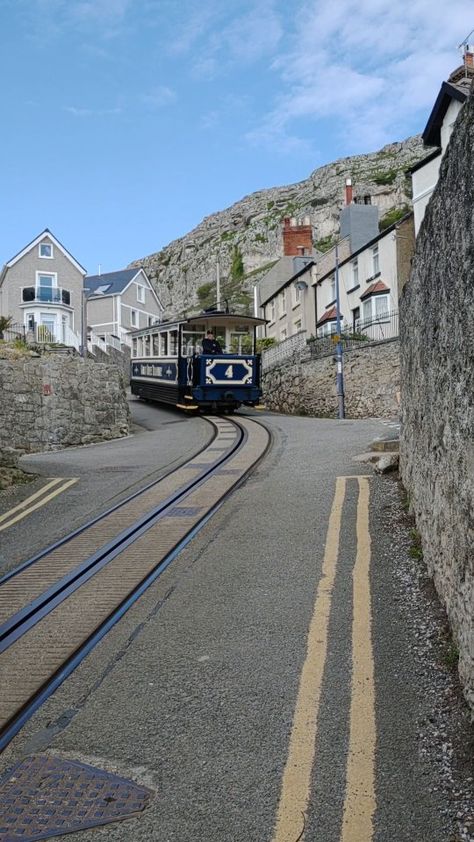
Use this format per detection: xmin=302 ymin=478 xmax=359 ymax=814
xmin=0 ymin=754 xmax=153 ymax=841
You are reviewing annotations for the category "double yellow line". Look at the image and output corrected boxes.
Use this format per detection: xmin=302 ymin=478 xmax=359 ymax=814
xmin=273 ymin=475 xmax=375 ymax=842
xmin=0 ymin=477 xmax=78 ymax=533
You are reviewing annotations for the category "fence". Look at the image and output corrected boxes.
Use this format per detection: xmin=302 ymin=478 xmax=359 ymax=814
xmin=307 ymin=310 xmax=399 ymax=360
xmin=261 ymin=331 xmax=307 ymax=370
xmin=0 ymin=322 xmax=26 ymax=343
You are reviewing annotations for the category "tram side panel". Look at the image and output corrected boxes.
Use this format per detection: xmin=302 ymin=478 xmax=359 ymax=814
xmin=191 ymin=354 xmax=262 ymax=409
xmin=130 ymin=358 xmax=182 ymax=405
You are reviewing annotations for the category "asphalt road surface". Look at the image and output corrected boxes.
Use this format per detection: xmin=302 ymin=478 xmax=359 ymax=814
xmin=0 ymin=398 xmax=472 ymax=842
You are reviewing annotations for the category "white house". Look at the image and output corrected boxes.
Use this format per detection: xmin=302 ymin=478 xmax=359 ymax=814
xmin=313 ymin=213 xmax=415 ymax=340
xmin=410 ymin=44 xmax=474 ymax=235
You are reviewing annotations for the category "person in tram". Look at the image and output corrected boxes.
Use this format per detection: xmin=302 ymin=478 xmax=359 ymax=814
xmin=202 ymin=330 xmax=223 ymax=354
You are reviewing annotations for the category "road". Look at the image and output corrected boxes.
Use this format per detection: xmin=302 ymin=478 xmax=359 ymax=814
xmin=0 ymin=398 xmax=472 ymax=842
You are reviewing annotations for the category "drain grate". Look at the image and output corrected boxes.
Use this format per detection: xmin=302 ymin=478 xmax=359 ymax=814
xmin=0 ymin=754 xmax=153 ymax=841
xmin=167 ymin=506 xmax=203 ymax=517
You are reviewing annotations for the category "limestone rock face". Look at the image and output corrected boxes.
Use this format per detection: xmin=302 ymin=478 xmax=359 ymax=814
xmin=130 ymin=136 xmax=424 ymax=317
xmin=400 ymin=93 xmax=474 ymax=711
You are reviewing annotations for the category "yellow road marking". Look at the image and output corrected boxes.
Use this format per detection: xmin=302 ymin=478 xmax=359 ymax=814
xmin=341 ymin=476 xmax=376 ymax=842
xmin=0 ymin=479 xmax=78 ymax=533
xmin=272 ymin=476 xmax=346 ymax=842
xmin=0 ymin=478 xmax=64 ymax=524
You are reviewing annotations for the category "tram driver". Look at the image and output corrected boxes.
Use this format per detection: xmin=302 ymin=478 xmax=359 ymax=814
xmin=202 ymin=330 xmax=223 ymax=354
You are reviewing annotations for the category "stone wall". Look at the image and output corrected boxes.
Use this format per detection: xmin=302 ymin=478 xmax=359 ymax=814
xmin=400 ymin=92 xmax=474 ymax=710
xmin=262 ymin=338 xmax=400 ymax=419
xmin=0 ymin=356 xmax=130 ymax=453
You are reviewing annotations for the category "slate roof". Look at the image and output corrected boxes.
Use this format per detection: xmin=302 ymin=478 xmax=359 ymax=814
xmin=422 ymin=65 xmax=473 ymax=147
xmin=85 ymin=268 xmax=142 ymax=297
xmin=360 ymin=280 xmax=390 ymax=300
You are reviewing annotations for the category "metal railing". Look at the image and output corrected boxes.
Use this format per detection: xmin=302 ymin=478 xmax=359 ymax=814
xmin=308 ymin=310 xmax=399 ymax=360
xmin=261 ymin=331 xmax=307 ymax=370
xmin=33 ymin=322 xmax=80 ymax=351
xmin=0 ymin=322 xmax=26 ymax=342
xmin=21 ymin=286 xmax=72 ymax=305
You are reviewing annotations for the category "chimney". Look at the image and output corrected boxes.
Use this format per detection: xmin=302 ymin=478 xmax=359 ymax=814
xmin=345 ymin=178 xmax=353 ymax=206
xmin=463 ymin=43 xmax=474 ymax=69
xmin=282 ymin=216 xmax=313 ymax=256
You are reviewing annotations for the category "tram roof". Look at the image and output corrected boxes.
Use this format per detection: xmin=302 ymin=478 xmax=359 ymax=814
xmin=184 ymin=312 xmax=266 ymax=328
xmin=130 ymin=312 xmax=266 ymax=337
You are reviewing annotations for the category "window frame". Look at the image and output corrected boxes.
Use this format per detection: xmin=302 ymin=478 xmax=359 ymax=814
xmin=39 ymin=242 xmax=54 ymax=259
xmin=136 ymin=284 xmax=145 ymax=304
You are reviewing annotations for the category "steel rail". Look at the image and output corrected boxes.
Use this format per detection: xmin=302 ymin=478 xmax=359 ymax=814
xmin=0 ymin=416 xmax=271 ymax=753
xmin=0 ymin=420 xmax=245 ymax=650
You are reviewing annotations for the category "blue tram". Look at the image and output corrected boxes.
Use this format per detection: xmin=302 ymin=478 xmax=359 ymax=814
xmin=130 ymin=312 xmax=266 ymax=412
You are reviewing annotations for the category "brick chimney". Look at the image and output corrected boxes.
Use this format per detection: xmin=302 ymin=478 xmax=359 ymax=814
xmin=345 ymin=178 xmax=353 ymax=205
xmin=282 ymin=216 xmax=313 ymax=256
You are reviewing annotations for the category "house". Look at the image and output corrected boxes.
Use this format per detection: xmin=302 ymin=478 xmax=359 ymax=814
xmin=313 ymin=212 xmax=415 ymax=339
xmin=84 ymin=267 xmax=164 ymax=349
xmin=0 ymin=229 xmax=86 ymax=350
xmin=258 ymin=181 xmax=380 ymax=343
xmin=409 ymin=43 xmax=474 ymax=235
xmin=257 ymin=216 xmax=317 ymax=342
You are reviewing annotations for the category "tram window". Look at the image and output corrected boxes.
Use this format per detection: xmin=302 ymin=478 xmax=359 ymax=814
xmin=132 ymin=338 xmax=137 ymax=358
xmin=152 ymin=334 xmax=160 ymax=355
xmin=169 ymin=331 xmax=178 ymax=355
xmin=160 ymin=333 xmax=168 ymax=356
xmin=144 ymin=335 xmax=151 ymax=356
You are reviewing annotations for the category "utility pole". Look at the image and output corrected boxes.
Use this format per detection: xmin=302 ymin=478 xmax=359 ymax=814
xmin=334 ymin=243 xmax=345 ymax=419
xmin=216 ymin=254 xmax=221 ymax=310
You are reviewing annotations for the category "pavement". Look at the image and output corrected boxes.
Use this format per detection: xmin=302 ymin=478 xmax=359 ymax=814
xmin=0 ymin=399 xmax=472 ymax=842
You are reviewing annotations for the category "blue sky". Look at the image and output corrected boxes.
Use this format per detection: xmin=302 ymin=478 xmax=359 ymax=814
xmin=2 ymin=0 xmax=472 ymax=273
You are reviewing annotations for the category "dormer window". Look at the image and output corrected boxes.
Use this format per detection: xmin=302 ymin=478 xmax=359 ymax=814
xmin=39 ymin=242 xmax=53 ymax=258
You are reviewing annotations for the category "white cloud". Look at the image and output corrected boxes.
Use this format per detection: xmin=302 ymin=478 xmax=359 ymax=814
xmin=141 ymin=86 xmax=176 ymax=108
xmin=248 ymin=0 xmax=474 ymax=153
xmin=64 ymin=105 xmax=122 ymax=117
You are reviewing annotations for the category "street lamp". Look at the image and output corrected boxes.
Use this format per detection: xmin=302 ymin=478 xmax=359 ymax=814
xmin=334 ymin=243 xmax=345 ymax=419
xmin=80 ymin=287 xmax=90 ymax=358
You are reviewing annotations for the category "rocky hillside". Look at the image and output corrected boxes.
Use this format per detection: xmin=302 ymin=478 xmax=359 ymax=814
xmin=129 ymin=135 xmax=425 ymax=317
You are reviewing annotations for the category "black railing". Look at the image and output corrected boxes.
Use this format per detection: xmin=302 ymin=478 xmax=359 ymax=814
xmin=22 ymin=287 xmax=71 ymax=305
xmin=308 ymin=310 xmax=399 ymax=359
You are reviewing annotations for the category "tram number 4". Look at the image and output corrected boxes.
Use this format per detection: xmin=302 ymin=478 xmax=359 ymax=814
xmin=225 ymin=365 xmax=234 ymax=378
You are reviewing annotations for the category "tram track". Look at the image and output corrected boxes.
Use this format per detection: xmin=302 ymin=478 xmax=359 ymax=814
xmin=0 ymin=415 xmax=270 ymax=752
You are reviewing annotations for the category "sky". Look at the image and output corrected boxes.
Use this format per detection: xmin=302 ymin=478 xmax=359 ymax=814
xmin=1 ymin=0 xmax=472 ymax=274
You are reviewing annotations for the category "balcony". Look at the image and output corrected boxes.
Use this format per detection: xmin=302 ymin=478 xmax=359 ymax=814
xmin=22 ymin=286 xmax=72 ymax=306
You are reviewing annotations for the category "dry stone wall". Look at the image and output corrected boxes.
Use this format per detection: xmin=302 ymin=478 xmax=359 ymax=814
xmin=0 ymin=356 xmax=130 ymax=453
xmin=400 ymin=92 xmax=474 ymax=710
xmin=262 ymin=339 xmax=400 ymax=419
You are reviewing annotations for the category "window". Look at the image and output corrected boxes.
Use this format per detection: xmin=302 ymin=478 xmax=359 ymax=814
xmin=317 ymin=320 xmax=337 ymax=338
xmin=148 ymin=315 xmax=154 ymax=326
xmin=294 ymin=319 xmax=302 ymax=332
xmin=329 ymin=274 xmax=336 ymax=302
xmin=39 ymin=242 xmax=53 ymax=258
xmin=137 ymin=284 xmax=145 ymax=303
xmin=131 ymin=310 xmax=138 ymax=327
xmin=372 ymin=245 xmax=379 ymax=275
xmin=352 ymin=259 xmax=358 ymax=285
xmin=362 ymin=294 xmax=389 ymax=323
xmin=280 ymin=289 xmax=286 ymax=315
xmin=293 ymin=284 xmax=301 ymax=305
xmin=270 ymin=300 xmax=276 ymax=322
xmin=37 ymin=272 xmax=57 ymax=302
xmin=280 ymin=327 xmax=287 ymax=341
